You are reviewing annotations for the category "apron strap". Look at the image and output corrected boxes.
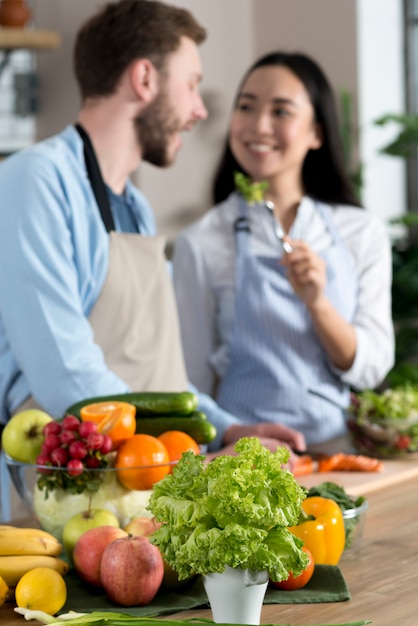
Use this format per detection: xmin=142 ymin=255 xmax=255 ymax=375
xmin=75 ymin=123 xmax=115 ymax=233
xmin=233 ymin=216 xmax=251 ymax=233
xmin=233 ymin=197 xmax=252 ymax=251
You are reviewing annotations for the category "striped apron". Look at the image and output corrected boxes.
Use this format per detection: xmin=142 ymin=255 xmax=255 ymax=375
xmin=216 ymin=199 xmax=358 ymax=445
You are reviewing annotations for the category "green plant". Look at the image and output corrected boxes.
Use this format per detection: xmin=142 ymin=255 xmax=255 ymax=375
xmin=375 ymin=113 xmax=418 ymax=158
xmin=375 ymin=114 xmax=418 ymax=385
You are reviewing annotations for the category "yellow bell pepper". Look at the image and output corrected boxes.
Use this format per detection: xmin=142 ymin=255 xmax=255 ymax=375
xmin=289 ymin=496 xmax=345 ymax=565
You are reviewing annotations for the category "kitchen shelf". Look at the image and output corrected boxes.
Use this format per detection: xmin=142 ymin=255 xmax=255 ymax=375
xmin=0 ymin=27 xmax=61 ymax=81
xmin=0 ymin=27 xmax=60 ymax=50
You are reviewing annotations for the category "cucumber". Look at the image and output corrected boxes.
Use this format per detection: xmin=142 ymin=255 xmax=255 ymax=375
xmin=65 ymin=391 xmax=198 ymax=419
xmin=135 ymin=412 xmax=217 ymax=444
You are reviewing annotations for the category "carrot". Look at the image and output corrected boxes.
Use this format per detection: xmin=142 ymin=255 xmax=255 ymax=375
xmin=318 ymin=453 xmax=383 ymax=473
xmin=292 ymin=454 xmax=315 ymax=476
xmin=317 ymin=453 xmax=345 ymax=473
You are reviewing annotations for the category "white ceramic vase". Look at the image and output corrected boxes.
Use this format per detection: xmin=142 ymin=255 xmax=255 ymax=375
xmin=203 ymin=566 xmax=269 ymax=625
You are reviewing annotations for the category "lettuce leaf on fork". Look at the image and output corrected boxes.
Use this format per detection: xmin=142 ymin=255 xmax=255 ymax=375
xmin=234 ymin=172 xmax=268 ymax=204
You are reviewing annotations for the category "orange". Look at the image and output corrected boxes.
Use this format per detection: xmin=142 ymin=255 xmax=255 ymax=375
xmin=157 ymin=430 xmax=200 ymax=462
xmin=79 ymin=401 xmax=136 ymax=450
xmin=114 ymin=433 xmax=171 ymax=490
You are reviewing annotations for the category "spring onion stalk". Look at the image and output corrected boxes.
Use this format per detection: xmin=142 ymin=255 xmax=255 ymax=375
xmin=14 ymin=608 xmax=88 ymax=623
xmin=14 ymin=608 xmax=371 ymax=626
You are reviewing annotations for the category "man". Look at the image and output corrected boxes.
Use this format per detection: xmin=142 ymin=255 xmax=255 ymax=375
xmin=0 ymin=0 xmax=304 ymax=458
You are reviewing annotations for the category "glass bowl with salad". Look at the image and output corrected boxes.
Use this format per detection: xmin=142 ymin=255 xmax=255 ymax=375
xmin=347 ymin=384 xmax=418 ymax=459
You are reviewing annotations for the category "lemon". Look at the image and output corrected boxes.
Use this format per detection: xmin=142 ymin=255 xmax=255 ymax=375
xmin=0 ymin=575 xmax=9 ymax=606
xmin=15 ymin=567 xmax=67 ymax=615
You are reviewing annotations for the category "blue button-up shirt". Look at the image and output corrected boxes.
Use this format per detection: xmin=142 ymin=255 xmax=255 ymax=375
xmin=0 ymin=126 xmax=238 ymax=449
xmin=0 ymin=126 xmax=156 ymax=422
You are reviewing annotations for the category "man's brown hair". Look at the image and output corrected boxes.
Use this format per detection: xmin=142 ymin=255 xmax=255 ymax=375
xmin=74 ymin=0 xmax=206 ymax=100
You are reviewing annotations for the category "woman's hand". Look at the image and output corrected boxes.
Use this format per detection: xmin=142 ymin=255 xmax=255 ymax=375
xmin=204 ymin=422 xmax=307 ymax=471
xmin=222 ymin=422 xmax=306 ymax=450
xmin=280 ymin=238 xmax=356 ymax=370
xmin=280 ymin=239 xmax=327 ymax=310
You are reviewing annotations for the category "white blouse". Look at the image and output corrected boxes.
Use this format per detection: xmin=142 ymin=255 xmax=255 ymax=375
xmin=172 ymin=194 xmax=395 ymax=397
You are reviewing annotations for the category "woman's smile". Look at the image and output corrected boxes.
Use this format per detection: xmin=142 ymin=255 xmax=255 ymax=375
xmin=246 ymin=142 xmax=277 ymax=153
xmin=229 ymin=65 xmax=321 ymax=187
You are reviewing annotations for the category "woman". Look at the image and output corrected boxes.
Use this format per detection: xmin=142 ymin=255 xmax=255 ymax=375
xmin=173 ymin=51 xmax=394 ymax=448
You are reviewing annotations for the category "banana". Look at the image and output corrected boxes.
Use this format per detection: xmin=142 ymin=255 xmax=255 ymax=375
xmin=0 ymin=555 xmax=69 ymax=587
xmin=0 ymin=527 xmax=62 ymax=557
xmin=0 ymin=575 xmax=9 ymax=607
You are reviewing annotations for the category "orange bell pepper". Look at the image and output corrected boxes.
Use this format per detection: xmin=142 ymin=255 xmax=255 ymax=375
xmin=289 ymin=496 xmax=345 ymax=565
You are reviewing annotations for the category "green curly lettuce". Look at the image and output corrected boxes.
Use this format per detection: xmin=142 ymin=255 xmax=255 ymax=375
xmin=147 ymin=437 xmax=308 ymax=581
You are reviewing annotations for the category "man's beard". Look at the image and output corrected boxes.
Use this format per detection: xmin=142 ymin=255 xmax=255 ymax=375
xmin=134 ymin=88 xmax=181 ymax=167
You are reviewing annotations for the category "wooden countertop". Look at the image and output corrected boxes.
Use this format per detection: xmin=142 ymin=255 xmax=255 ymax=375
xmin=299 ymin=456 xmax=418 ymax=495
xmin=1 ymin=474 xmax=417 ymax=626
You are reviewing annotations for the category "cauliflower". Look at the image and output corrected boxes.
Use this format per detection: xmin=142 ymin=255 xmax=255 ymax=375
xmin=33 ymin=470 xmax=152 ymax=541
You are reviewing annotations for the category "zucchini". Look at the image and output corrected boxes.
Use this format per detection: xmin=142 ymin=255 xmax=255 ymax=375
xmin=135 ymin=412 xmax=217 ymax=444
xmin=65 ymin=391 xmax=198 ymax=419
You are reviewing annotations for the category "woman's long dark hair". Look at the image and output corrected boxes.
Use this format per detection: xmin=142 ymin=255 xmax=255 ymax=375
xmin=213 ymin=51 xmax=360 ymax=208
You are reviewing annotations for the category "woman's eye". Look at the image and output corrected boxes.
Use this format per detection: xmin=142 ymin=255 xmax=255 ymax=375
xmin=236 ymin=102 xmax=253 ymax=112
xmin=274 ymin=108 xmax=290 ymax=117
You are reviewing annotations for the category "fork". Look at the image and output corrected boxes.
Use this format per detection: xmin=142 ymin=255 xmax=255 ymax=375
xmin=263 ymin=200 xmax=293 ymax=254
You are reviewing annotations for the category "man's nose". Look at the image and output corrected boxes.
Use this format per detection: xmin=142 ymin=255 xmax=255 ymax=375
xmin=195 ymin=93 xmax=208 ymax=120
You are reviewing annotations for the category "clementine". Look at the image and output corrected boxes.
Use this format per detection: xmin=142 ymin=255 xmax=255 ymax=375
xmin=115 ymin=433 xmax=171 ymax=490
xmin=157 ymin=430 xmax=200 ymax=462
xmin=80 ymin=401 xmax=136 ymax=450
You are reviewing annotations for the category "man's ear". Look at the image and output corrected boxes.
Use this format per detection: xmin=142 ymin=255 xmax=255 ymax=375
xmin=130 ymin=58 xmax=159 ymax=104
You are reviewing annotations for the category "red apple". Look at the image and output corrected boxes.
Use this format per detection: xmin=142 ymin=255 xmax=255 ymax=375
xmin=73 ymin=525 xmax=128 ymax=587
xmin=123 ymin=516 xmax=161 ymax=537
xmin=100 ymin=535 xmax=164 ymax=606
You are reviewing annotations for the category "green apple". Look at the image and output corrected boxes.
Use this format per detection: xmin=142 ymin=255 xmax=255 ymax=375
xmin=1 ymin=409 xmax=52 ymax=463
xmin=62 ymin=507 xmax=120 ymax=565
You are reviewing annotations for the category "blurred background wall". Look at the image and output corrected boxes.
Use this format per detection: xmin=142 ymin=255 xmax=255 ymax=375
xmin=6 ymin=0 xmax=407 ymax=242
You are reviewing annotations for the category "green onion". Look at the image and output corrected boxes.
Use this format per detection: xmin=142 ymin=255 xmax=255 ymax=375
xmin=14 ymin=607 xmax=371 ymax=626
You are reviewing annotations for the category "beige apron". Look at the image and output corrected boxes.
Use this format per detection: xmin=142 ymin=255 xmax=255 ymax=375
xmin=14 ymin=125 xmax=188 ymax=416
xmin=89 ymin=230 xmax=188 ymax=391
xmin=15 ymin=232 xmax=188 ymax=416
